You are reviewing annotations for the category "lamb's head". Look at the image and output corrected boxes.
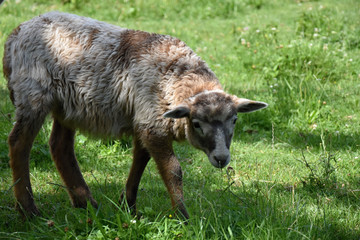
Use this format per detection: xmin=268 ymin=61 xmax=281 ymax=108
xmin=163 ymin=90 xmax=268 ymax=168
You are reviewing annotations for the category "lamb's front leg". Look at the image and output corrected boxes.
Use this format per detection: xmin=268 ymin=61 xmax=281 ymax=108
xmin=156 ymin=153 xmax=189 ymax=219
xmin=121 ymin=136 xmax=150 ymax=214
xmin=144 ymin=134 xmax=189 ymax=219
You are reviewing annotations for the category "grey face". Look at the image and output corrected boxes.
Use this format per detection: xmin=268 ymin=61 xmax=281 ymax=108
xmin=189 ymin=114 xmax=238 ymax=168
xmin=185 ymin=91 xmax=237 ymax=168
xmin=163 ymin=91 xmax=268 ymax=169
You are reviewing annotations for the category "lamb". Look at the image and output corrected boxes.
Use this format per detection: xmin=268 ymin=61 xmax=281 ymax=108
xmin=3 ymin=11 xmax=268 ymax=219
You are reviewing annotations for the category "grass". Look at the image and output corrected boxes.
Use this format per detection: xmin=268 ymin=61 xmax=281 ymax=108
xmin=0 ymin=0 xmax=360 ymax=239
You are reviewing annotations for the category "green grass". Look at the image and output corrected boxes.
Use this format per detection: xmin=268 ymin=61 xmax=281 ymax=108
xmin=1 ymin=0 xmax=360 ymax=239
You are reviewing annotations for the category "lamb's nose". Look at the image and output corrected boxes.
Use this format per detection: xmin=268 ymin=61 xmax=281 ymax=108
xmin=214 ymin=154 xmax=230 ymax=168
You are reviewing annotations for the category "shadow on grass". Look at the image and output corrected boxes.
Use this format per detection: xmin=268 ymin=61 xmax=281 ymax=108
xmin=181 ymin=172 xmax=360 ymax=239
xmin=1 ymin=156 xmax=359 ymax=239
xmin=234 ymin=126 xmax=360 ymax=152
xmin=1 ymin=131 xmax=359 ymax=237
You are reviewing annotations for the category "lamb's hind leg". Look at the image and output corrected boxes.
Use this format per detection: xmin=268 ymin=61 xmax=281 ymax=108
xmin=9 ymin=114 xmax=46 ymax=217
xmin=49 ymin=119 xmax=97 ymax=209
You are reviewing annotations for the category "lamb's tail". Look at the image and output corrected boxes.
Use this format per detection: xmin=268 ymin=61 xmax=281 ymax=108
xmin=3 ymin=25 xmax=21 ymax=105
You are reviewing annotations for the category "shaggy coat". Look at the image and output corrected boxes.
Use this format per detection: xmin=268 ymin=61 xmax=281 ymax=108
xmin=3 ymin=12 xmax=267 ymax=218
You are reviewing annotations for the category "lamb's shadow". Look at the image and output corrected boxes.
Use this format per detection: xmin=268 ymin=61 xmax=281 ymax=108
xmin=1 ymin=144 xmax=359 ymax=239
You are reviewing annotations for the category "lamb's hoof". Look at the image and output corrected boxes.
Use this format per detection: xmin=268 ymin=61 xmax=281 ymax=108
xmin=17 ymin=203 xmax=41 ymax=220
xmin=73 ymin=196 xmax=98 ymax=209
xmin=119 ymin=191 xmax=137 ymax=216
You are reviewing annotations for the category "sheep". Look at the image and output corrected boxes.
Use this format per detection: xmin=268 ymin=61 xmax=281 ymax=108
xmin=3 ymin=11 xmax=268 ymax=219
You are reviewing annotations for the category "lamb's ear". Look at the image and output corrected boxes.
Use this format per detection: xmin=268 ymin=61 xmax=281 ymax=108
xmin=163 ymin=105 xmax=191 ymax=119
xmin=233 ymin=97 xmax=268 ymax=113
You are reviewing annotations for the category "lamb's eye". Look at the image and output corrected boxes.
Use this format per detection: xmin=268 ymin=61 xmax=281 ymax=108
xmin=193 ymin=121 xmax=201 ymax=129
xmin=192 ymin=120 xmax=205 ymax=134
xmin=233 ymin=117 xmax=238 ymax=124
xmin=193 ymin=121 xmax=204 ymax=134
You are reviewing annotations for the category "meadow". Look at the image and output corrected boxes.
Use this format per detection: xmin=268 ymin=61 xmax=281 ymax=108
xmin=0 ymin=0 xmax=359 ymax=239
